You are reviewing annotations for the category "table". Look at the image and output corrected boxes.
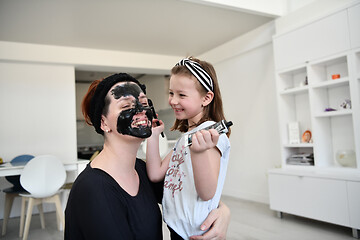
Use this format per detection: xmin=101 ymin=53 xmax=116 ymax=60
xmin=0 ymin=159 xmax=90 ymax=177
xmin=0 ymin=159 xmax=90 ymax=218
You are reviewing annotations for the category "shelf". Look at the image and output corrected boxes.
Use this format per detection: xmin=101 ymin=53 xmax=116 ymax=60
xmin=277 ymin=66 xmax=307 ymax=92
xmin=315 ymin=109 xmax=352 ymax=117
xmin=310 ymin=54 xmax=347 ymax=67
xmin=283 ymin=143 xmax=313 ymax=148
xmin=308 ymin=54 xmax=348 ymax=86
xmin=269 ymin=167 xmax=360 ymax=181
xmin=280 ymin=86 xmax=309 ymax=95
xmin=312 ymin=77 xmax=349 ymax=89
xmin=277 ymin=65 xmax=306 ymax=75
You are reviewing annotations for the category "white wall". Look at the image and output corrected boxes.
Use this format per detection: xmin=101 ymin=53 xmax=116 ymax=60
xmin=0 ymin=62 xmax=77 ymax=219
xmin=216 ymin=44 xmax=281 ymax=203
xmin=200 ymin=22 xmax=281 ymax=203
xmin=0 ymin=41 xmax=181 ymax=161
xmin=0 ymin=41 xmax=179 ymax=75
xmin=0 ymin=62 xmax=77 ymax=163
xmin=76 ymin=82 xmax=105 ymax=147
xmin=286 ymin=0 xmax=316 ymax=13
xmin=139 ymin=74 xmax=170 ymax=111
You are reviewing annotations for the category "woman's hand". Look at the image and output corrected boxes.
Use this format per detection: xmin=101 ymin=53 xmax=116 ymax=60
xmin=190 ymin=201 xmax=230 ymax=240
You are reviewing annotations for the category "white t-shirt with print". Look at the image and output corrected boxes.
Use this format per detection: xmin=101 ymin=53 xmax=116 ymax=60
xmin=162 ymin=121 xmax=231 ymax=239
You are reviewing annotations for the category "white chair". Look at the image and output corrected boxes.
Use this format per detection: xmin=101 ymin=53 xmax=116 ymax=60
xmin=19 ymin=155 xmax=66 ymax=240
xmin=2 ymin=154 xmax=34 ymax=236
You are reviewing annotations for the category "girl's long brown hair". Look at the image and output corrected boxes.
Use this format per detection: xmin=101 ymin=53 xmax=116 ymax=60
xmin=170 ymin=57 xmax=231 ymax=137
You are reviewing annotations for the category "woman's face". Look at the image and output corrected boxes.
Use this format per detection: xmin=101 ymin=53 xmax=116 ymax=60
xmin=104 ymin=82 xmax=153 ymax=138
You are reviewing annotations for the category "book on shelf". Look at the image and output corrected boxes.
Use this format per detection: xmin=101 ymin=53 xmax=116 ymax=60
xmin=288 ymin=122 xmax=300 ymax=144
xmin=287 ymin=153 xmax=314 ymax=166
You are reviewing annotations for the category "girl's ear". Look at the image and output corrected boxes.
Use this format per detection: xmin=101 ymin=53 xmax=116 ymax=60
xmin=202 ymin=91 xmax=214 ymax=107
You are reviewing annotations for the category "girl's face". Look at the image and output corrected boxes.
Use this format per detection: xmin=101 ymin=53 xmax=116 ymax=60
xmin=103 ymin=82 xmax=153 ymax=138
xmin=168 ymin=74 xmax=206 ymax=127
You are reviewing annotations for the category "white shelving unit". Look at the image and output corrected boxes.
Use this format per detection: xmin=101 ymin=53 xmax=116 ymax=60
xmin=309 ymin=53 xmax=356 ymax=168
xmin=269 ymin=2 xmax=360 ymax=238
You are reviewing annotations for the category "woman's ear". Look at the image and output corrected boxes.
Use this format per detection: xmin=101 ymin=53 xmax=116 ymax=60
xmin=202 ymin=91 xmax=214 ymax=107
xmin=100 ymin=115 xmax=109 ymax=133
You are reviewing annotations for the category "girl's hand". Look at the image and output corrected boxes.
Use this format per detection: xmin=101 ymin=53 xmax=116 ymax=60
xmin=150 ymin=118 xmax=164 ymax=137
xmin=190 ymin=201 xmax=230 ymax=240
xmin=190 ymin=129 xmax=219 ymax=153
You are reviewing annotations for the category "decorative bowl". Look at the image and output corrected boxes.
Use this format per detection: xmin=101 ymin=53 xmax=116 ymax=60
xmin=336 ymin=150 xmax=356 ymax=167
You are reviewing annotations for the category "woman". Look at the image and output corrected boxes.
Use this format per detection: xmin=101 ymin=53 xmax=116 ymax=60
xmin=65 ymin=73 xmax=230 ymax=240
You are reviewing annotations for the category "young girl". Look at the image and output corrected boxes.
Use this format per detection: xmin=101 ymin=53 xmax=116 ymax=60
xmin=146 ymin=57 xmax=231 ymax=240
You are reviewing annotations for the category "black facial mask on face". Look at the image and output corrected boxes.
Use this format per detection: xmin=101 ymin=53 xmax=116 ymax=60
xmin=111 ymin=83 xmax=153 ymax=138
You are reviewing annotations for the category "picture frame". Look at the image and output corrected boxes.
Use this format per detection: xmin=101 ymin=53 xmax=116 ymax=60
xmin=288 ymin=122 xmax=300 ymax=144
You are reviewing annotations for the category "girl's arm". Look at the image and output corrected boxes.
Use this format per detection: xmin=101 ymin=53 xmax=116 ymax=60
xmin=190 ymin=129 xmax=220 ymax=201
xmin=146 ymin=119 xmax=171 ymax=182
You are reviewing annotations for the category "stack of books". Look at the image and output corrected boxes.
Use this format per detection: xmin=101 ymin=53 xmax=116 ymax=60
xmin=287 ymin=153 xmax=314 ymax=165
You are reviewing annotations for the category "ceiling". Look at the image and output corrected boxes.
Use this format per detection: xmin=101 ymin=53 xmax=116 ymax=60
xmin=0 ymin=0 xmax=277 ymax=80
xmin=0 ymin=0 xmax=276 ymax=56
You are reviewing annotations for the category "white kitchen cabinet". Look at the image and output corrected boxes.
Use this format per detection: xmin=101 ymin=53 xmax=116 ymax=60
xmin=348 ymin=181 xmax=360 ymax=231
xmin=348 ymin=4 xmax=360 ymax=49
xmin=269 ymin=169 xmax=360 ymax=237
xmin=268 ymin=171 xmax=351 ymax=226
xmin=273 ymin=10 xmax=350 ymax=70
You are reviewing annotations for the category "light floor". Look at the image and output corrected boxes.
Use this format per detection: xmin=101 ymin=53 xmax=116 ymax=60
xmin=0 ymin=196 xmax=356 ymax=240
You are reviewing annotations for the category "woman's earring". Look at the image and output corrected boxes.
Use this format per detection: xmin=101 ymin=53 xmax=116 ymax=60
xmin=105 ymin=129 xmax=110 ymax=133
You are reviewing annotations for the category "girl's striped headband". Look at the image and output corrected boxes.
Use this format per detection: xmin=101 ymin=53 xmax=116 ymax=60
xmin=175 ymin=58 xmax=214 ymax=92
